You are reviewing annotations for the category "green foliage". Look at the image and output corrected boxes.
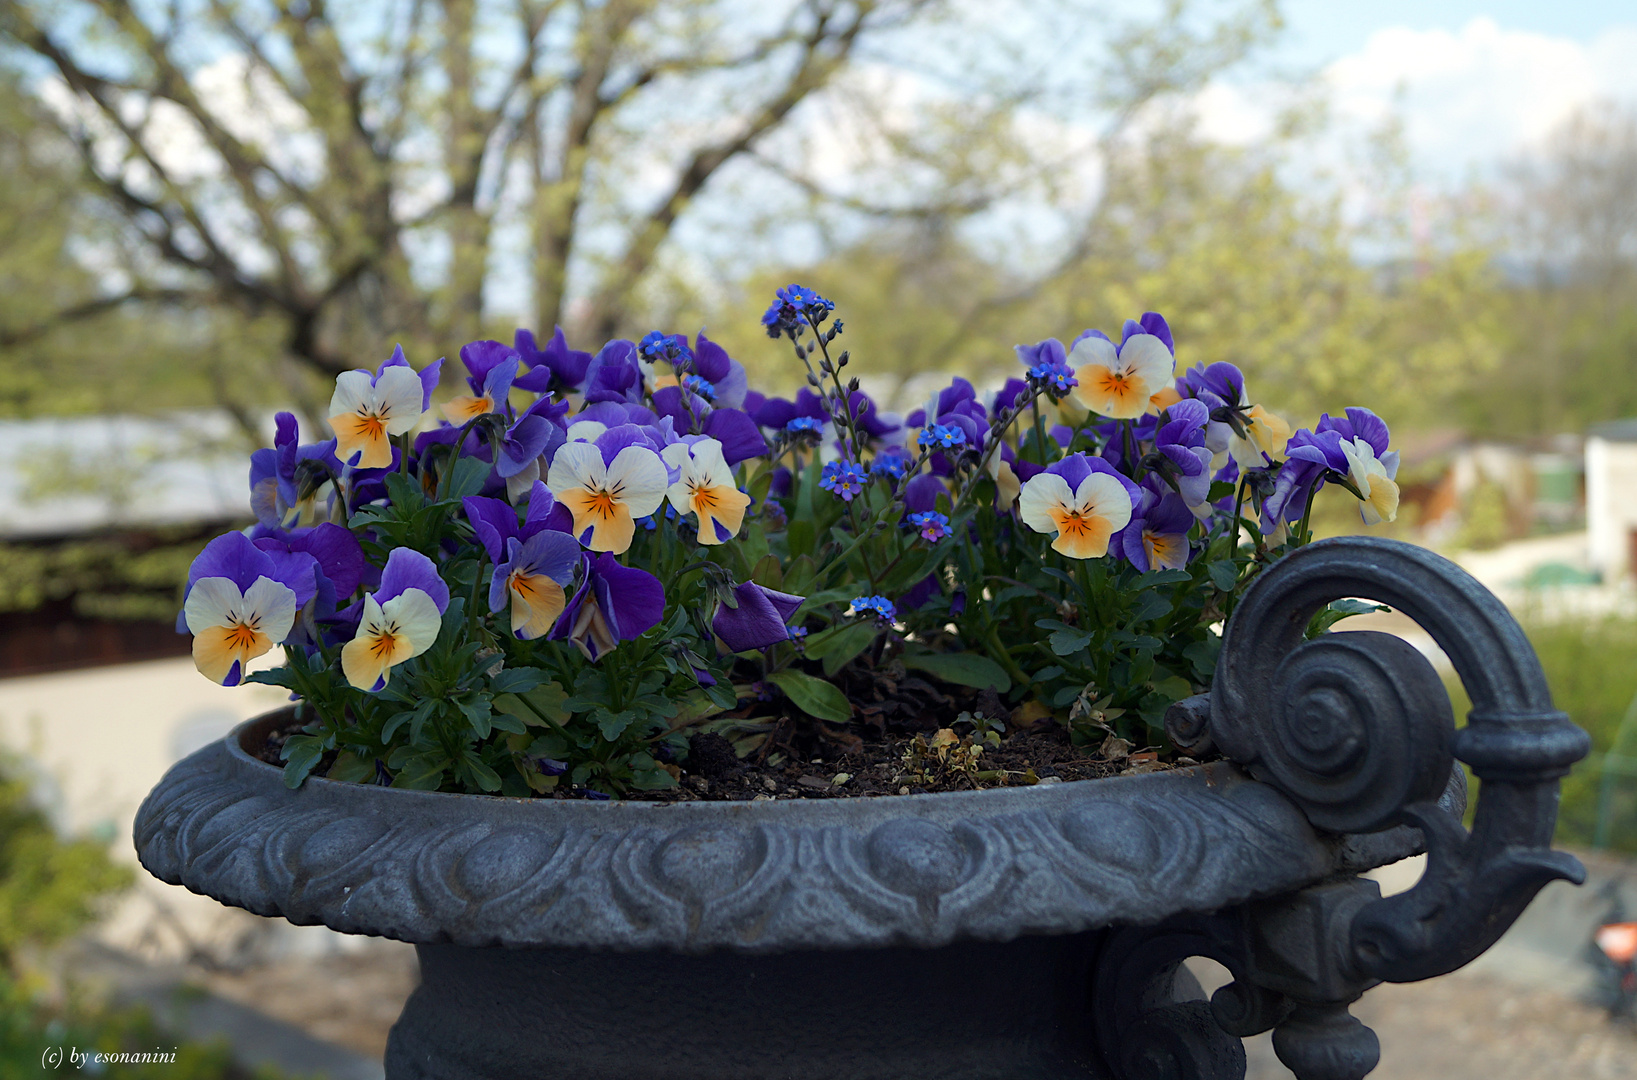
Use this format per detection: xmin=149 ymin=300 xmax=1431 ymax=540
xmin=0 ymin=975 xmax=285 ymax=1079
xmin=1444 ymin=618 xmax=1637 ymax=852
xmin=0 ymin=763 xmax=131 ymax=970
xmin=0 ymin=530 xmax=214 ymax=622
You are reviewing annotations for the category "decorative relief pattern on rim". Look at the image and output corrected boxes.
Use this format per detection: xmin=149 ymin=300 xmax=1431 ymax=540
xmin=133 ymin=721 xmax=1379 ymax=952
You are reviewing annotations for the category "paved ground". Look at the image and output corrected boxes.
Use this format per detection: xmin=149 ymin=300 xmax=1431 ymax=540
xmin=1246 ymin=971 xmax=1637 ymax=1079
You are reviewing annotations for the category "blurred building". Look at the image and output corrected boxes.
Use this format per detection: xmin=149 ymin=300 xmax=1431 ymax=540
xmin=0 ymin=411 xmax=260 ymax=675
xmin=1587 ymin=419 xmax=1637 ymax=582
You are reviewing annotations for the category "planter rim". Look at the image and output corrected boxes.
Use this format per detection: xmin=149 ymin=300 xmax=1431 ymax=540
xmin=133 ymin=708 xmax=1434 ymax=954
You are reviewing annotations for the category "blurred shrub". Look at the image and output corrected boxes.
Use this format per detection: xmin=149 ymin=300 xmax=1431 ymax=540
xmin=1446 ymin=617 xmax=1637 ymax=852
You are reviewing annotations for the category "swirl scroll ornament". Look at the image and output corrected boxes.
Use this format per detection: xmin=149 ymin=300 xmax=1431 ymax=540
xmin=1207 ymin=536 xmax=1590 ymax=985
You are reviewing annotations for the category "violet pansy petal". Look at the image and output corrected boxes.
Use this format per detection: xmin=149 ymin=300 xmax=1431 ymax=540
xmin=1045 ymin=453 xmax=1092 ymax=491
xmin=1139 ymin=312 xmax=1174 ymax=354
xmin=290 ymin=522 xmax=366 ymax=601
xmin=693 ymin=330 xmax=733 ymax=384
xmin=904 ymin=474 xmax=947 ymax=514
xmin=188 ymin=531 xmax=277 ymax=595
xmin=463 ymin=495 xmax=521 ymax=563
xmin=590 ymin=554 xmax=664 ymax=641
xmin=517 ymin=529 xmax=581 ymax=586
xmin=498 ymin=414 xmax=550 ymax=478
xmin=543 ymin=326 xmax=593 ymax=388
xmin=377 ymin=547 xmax=450 ymax=613
xmin=702 ymin=407 xmax=768 ymax=465
xmin=712 ymin=581 xmax=795 ymax=653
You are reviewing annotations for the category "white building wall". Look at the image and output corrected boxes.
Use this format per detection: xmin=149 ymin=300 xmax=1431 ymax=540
xmin=1586 ymin=436 xmax=1637 ymax=580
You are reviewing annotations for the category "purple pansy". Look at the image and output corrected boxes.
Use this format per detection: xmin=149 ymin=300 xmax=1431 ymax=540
xmin=1116 ymin=479 xmax=1196 ymax=572
xmin=1153 ymin=399 xmax=1215 ymax=509
xmin=515 ymin=327 xmax=592 ymax=391
xmin=249 ymin=412 xmax=344 ymax=530
xmin=713 ymin=581 xmax=804 ymax=653
xmin=582 ymin=339 xmax=644 ymax=405
xmin=550 ymin=553 xmax=665 ymax=661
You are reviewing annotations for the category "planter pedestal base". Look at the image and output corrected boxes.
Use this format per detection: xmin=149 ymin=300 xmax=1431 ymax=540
xmin=387 ymin=935 xmax=1129 ymax=1080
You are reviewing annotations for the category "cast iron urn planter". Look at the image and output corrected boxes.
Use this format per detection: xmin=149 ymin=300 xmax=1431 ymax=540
xmin=134 ymin=537 xmax=1590 ymax=1080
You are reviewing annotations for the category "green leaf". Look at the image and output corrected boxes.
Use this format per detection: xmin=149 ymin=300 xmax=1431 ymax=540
xmin=1306 ymin=599 xmax=1391 ymax=638
xmin=280 ymin=734 xmax=327 ymax=789
xmin=1126 ymin=591 xmax=1170 ymax=625
xmin=461 ymin=753 xmax=503 ymax=792
xmin=393 ymin=753 xmax=449 ymax=790
xmin=1134 ymin=568 xmax=1192 ymax=589
xmin=1208 ymin=560 xmax=1240 ymax=592
xmin=1208 ymin=480 xmax=1237 ymax=501
xmin=326 ymin=751 xmax=375 ymax=784
xmin=1033 ymin=665 xmax=1065 ymax=682
xmin=787 ymin=519 xmax=816 ymax=558
xmin=821 ymin=623 xmax=878 ymax=677
xmin=384 ymin=472 xmax=425 ymax=513
xmin=456 ymin=695 xmax=493 ymax=739
xmin=445 ymin=456 xmax=491 ymax=500
xmin=596 ymin=709 xmax=638 ymax=741
xmin=490 ymin=712 xmax=529 ymax=735
xmin=494 ymin=682 xmax=570 ymax=727
xmin=900 ymin=653 xmax=1013 ymax=693
xmin=803 ymin=619 xmax=876 ymax=664
xmin=1183 ymin=638 xmax=1221 ymax=680
xmin=490 ymin=666 xmax=550 ymax=695
xmin=767 ymin=670 xmax=853 ymax=723
xmin=705 ymin=681 xmax=741 ymax=711
xmin=381 ymin=709 xmax=417 ymax=743
xmin=246 ymin=667 xmax=300 ymax=690
xmin=1048 ymin=628 xmax=1094 ymax=656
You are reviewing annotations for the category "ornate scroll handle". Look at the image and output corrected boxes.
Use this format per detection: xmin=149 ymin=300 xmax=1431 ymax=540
xmin=1203 ymin=535 xmax=1590 ymax=984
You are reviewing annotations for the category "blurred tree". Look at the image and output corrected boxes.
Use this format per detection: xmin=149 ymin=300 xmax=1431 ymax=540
xmin=0 ymin=69 xmax=285 ymax=422
xmin=1456 ymin=102 xmax=1637 ymax=436
xmin=0 ymin=0 xmax=1281 ymax=409
xmin=710 ymin=119 xmax=1505 ymax=431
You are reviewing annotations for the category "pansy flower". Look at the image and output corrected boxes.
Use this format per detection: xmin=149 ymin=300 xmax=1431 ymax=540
xmin=182 ymin=532 xmax=312 ymax=685
xmin=1152 ymin=399 xmax=1216 ymax=514
xmin=664 ymin=438 xmax=751 ymax=545
xmin=329 ymin=350 xmax=436 ymax=469
xmin=443 ymin=341 xmax=521 ymax=423
xmin=550 ymin=552 xmax=665 ymax=661
xmin=340 ymin=547 xmax=451 ymax=692
xmin=1263 ymin=408 xmax=1398 ymax=531
xmin=515 ymin=326 xmax=592 ymax=392
xmin=466 ymin=485 xmax=580 ymax=638
xmin=1069 ymin=314 xmax=1176 ymax=419
xmin=546 ymin=427 xmax=669 ymax=553
xmin=249 ymin=412 xmax=345 ymax=530
xmin=714 ymin=580 xmax=804 ymax=652
xmin=1117 ymin=480 xmax=1195 ymax=572
xmin=1336 ymin=429 xmax=1400 ymax=526
xmin=1229 ymin=405 xmax=1293 ymax=470
xmin=1017 ymin=453 xmax=1139 ymax=559
xmin=251 ymin=522 xmax=367 ymax=645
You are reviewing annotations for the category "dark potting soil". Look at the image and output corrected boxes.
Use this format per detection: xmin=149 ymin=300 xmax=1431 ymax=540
xmin=251 ymin=706 xmax=1195 ymax=801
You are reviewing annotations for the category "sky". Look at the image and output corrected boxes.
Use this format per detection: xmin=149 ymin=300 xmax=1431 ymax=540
xmin=1196 ymin=2 xmax=1637 ymax=185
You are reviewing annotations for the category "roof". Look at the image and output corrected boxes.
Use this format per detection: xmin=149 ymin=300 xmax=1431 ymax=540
xmin=1589 ymin=419 xmax=1637 ymax=443
xmin=0 ymin=411 xmax=274 ymax=540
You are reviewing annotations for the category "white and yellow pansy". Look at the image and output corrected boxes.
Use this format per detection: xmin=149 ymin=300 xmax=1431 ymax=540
xmin=546 ymin=438 xmax=669 ymax=554
xmin=1069 ymin=333 xmax=1176 ymax=420
xmin=664 ymin=438 xmax=751 ymax=545
xmin=329 ymin=366 xmax=427 ymax=469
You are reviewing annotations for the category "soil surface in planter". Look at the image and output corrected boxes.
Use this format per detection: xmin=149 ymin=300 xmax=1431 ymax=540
xmin=252 ymin=684 xmax=1201 ymax=800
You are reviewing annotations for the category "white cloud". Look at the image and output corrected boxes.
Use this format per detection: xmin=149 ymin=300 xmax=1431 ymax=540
xmin=1319 ymin=18 xmax=1637 ymax=179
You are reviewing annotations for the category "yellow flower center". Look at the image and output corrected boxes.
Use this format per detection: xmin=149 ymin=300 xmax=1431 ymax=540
xmin=585 ymin=489 xmax=620 ymax=521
